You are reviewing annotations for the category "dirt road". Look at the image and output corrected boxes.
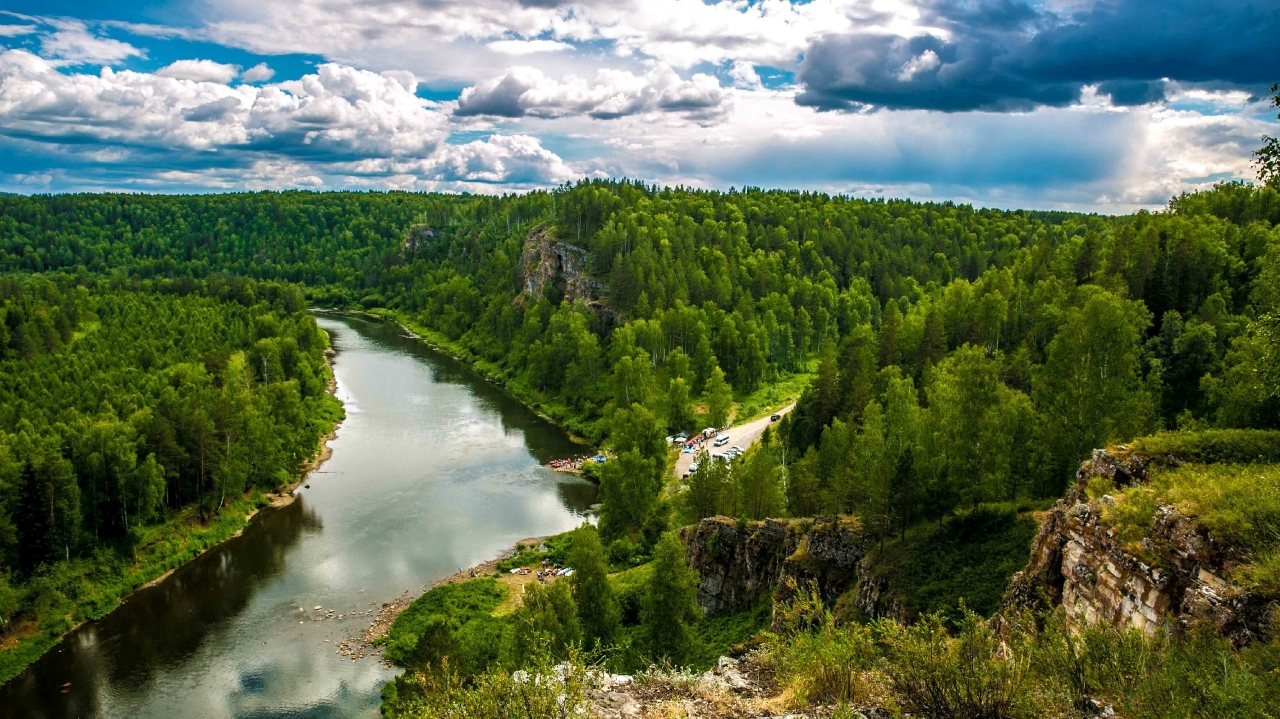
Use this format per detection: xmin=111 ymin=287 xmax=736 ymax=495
xmin=672 ymin=404 xmax=794 ymax=478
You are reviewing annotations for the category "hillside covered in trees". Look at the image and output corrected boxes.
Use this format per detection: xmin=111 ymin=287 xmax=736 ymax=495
xmin=1 ymin=177 xmax=1278 ymax=707
xmin=0 ymin=275 xmax=342 ymax=679
xmin=4 ymin=180 xmax=1278 ymax=534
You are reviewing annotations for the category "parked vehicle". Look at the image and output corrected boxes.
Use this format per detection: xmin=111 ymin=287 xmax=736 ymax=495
xmin=713 ymin=433 xmax=730 ymax=446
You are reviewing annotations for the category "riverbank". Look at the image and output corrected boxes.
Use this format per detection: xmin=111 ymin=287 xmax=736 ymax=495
xmin=356 ymin=536 xmax=547 ymax=661
xmin=0 ymin=337 xmax=346 ymax=685
xmin=362 ymin=308 xmax=598 ymax=446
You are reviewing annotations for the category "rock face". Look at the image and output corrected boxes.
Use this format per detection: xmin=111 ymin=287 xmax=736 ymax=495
xmin=519 ymin=224 xmax=602 ymax=305
xmin=849 ymin=557 xmax=911 ymax=623
xmin=1002 ymin=448 xmax=1276 ymax=646
xmin=680 ymin=516 xmax=864 ymax=624
xmin=404 ymin=225 xmax=436 ymax=255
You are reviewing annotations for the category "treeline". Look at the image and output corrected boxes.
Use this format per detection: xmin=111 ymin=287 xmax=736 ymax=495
xmin=3 ymin=182 xmax=1279 ymax=550
xmin=0 ymin=274 xmax=342 ymax=638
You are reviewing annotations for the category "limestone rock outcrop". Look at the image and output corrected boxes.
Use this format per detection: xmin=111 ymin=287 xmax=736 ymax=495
xmin=1001 ymin=448 xmax=1276 ymax=646
xmin=519 ymin=224 xmax=601 ymax=304
xmin=680 ymin=516 xmax=864 ymax=623
xmin=849 ymin=558 xmax=911 ymax=623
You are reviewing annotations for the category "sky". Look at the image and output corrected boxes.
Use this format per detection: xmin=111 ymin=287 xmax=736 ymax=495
xmin=0 ymin=0 xmax=1277 ymax=211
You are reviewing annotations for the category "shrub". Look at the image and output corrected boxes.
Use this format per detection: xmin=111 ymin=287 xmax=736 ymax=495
xmin=880 ymin=609 xmax=1035 ymax=719
xmin=382 ymin=578 xmax=507 ymax=669
xmin=1027 ymin=610 xmax=1152 ymax=711
xmin=1119 ymin=628 xmax=1280 ymax=719
xmin=382 ymin=647 xmax=593 ymax=719
xmin=770 ymin=586 xmax=882 ymax=708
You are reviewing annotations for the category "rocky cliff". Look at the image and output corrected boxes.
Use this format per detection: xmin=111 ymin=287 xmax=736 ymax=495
xmin=519 ymin=224 xmax=603 ymax=303
xmin=680 ymin=516 xmax=863 ymax=626
xmin=1002 ymin=448 xmax=1276 ymax=646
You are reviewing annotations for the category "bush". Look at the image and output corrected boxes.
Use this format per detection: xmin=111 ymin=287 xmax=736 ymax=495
xmin=382 ymin=647 xmax=593 ymax=719
xmin=881 ymin=609 xmax=1035 ymax=719
xmin=1130 ymin=429 xmax=1280 ymax=465
xmin=770 ymin=583 xmax=882 ymax=708
xmin=382 ymin=578 xmax=507 ymax=670
xmin=496 ymin=546 xmax=545 ymax=572
xmin=1027 ymin=610 xmax=1152 ymax=712
xmin=607 ymin=537 xmax=642 ymax=567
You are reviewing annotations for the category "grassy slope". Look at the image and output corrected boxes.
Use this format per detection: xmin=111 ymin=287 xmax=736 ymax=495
xmin=842 ymin=503 xmax=1044 ymax=626
xmin=1101 ymin=461 xmax=1280 ymax=594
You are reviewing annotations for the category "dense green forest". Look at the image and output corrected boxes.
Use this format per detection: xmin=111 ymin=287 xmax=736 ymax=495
xmin=0 ymin=274 xmax=342 ymax=679
xmin=3 ymin=179 xmax=1277 ymax=547
xmin=1 ymin=173 xmax=1278 ymax=705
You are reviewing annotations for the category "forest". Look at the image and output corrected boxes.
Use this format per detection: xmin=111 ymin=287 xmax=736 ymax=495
xmin=4 ymin=179 xmax=1277 ymax=543
xmin=1 ymin=172 xmax=1279 ymax=709
xmin=0 ymin=273 xmax=342 ymax=679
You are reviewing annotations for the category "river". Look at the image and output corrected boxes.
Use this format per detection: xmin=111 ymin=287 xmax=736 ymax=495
xmin=3 ymin=313 xmax=597 ymax=718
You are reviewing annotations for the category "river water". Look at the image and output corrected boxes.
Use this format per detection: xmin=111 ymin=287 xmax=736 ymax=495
xmin=3 ymin=313 xmax=596 ymax=718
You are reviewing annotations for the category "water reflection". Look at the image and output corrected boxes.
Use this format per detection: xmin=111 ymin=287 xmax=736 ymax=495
xmin=5 ymin=313 xmax=596 ymax=718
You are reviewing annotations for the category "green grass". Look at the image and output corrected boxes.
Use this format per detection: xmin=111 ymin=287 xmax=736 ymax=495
xmin=845 ymin=504 xmax=1040 ymax=626
xmin=1103 ymin=462 xmax=1280 ymax=594
xmin=734 ymin=365 xmax=814 ymax=423
xmin=382 ymin=578 xmax=509 ymax=667
xmin=0 ymin=492 xmax=270 ymax=683
xmin=1129 ymin=429 xmax=1280 ymax=465
xmin=689 ymin=592 xmax=773 ymax=669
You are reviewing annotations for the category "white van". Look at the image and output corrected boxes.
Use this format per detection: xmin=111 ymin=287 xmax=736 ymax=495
xmin=713 ymin=433 xmax=730 ymax=447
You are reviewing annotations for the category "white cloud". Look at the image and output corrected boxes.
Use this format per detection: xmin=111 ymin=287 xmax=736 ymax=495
xmin=729 ymin=60 xmax=763 ymax=90
xmin=0 ymin=50 xmax=447 ymax=156
xmin=157 ymin=59 xmax=241 ymax=84
xmin=240 ymin=62 xmax=275 ymax=83
xmin=895 ymin=49 xmax=939 ymax=82
xmin=0 ymin=24 xmax=37 ymax=37
xmin=0 ymin=49 xmax=581 ymax=193
xmin=39 ymin=19 xmax=145 ymax=65
xmin=456 ymin=63 xmax=729 ymax=122
xmin=200 ymin=0 xmax=915 ymax=75
xmin=424 ymin=134 xmax=577 ymax=184
xmin=487 ymin=39 xmax=574 ymax=56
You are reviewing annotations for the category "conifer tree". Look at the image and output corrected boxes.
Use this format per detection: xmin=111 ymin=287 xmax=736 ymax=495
xmin=568 ymin=525 xmax=619 ymax=652
xmin=642 ymin=531 xmax=699 ymax=664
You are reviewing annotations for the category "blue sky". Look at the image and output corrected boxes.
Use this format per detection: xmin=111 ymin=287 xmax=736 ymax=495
xmin=0 ymin=0 xmax=1276 ymax=210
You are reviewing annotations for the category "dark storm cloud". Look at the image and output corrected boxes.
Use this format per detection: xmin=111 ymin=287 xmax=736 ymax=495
xmin=797 ymin=0 xmax=1280 ymax=112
